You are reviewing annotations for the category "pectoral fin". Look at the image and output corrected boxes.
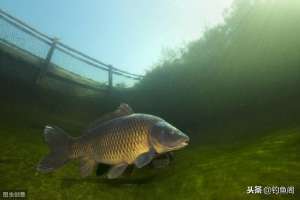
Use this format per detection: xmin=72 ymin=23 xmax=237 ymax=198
xmin=107 ymin=163 xmax=128 ymax=179
xmin=151 ymin=152 xmax=174 ymax=168
xmin=151 ymin=153 xmax=171 ymax=168
xmin=134 ymin=149 xmax=156 ymax=168
xmin=80 ymin=158 xmax=96 ymax=177
xmin=151 ymin=157 xmax=170 ymax=169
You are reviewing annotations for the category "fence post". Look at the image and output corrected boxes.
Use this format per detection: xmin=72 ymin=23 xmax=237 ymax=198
xmin=36 ymin=37 xmax=58 ymax=84
xmin=108 ymin=65 xmax=113 ymax=91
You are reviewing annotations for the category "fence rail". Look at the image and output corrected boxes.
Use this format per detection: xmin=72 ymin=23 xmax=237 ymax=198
xmin=0 ymin=8 xmax=143 ymax=90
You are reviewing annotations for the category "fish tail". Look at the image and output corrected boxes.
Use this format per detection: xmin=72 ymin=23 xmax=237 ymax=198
xmin=37 ymin=125 xmax=73 ymax=173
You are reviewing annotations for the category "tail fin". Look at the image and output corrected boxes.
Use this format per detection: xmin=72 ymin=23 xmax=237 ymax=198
xmin=37 ymin=125 xmax=73 ymax=173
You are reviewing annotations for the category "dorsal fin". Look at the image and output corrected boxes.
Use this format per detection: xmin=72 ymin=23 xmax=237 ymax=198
xmin=85 ymin=103 xmax=134 ymax=132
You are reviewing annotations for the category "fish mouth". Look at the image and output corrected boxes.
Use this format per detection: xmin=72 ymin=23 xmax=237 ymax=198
xmin=179 ymin=139 xmax=189 ymax=148
xmin=181 ymin=135 xmax=190 ymax=146
xmin=169 ymin=138 xmax=189 ymax=151
xmin=181 ymin=140 xmax=189 ymax=147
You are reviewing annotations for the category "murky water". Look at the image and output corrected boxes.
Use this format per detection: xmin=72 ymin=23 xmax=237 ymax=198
xmin=1 ymin=0 xmax=300 ymax=199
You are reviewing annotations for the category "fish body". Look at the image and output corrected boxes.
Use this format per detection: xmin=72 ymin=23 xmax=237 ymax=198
xmin=37 ymin=104 xmax=189 ymax=179
xmin=71 ymin=114 xmax=161 ymax=165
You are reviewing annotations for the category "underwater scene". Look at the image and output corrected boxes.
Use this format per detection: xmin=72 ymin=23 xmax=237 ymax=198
xmin=0 ymin=0 xmax=300 ymax=199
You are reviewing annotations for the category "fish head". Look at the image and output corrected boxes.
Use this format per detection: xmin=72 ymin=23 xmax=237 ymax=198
xmin=150 ymin=121 xmax=190 ymax=153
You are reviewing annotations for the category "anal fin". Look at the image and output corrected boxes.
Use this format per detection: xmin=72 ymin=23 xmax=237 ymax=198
xmin=134 ymin=149 xmax=156 ymax=168
xmin=80 ymin=157 xmax=96 ymax=177
xmin=107 ymin=163 xmax=128 ymax=179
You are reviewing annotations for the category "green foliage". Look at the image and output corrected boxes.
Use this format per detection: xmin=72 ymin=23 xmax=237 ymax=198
xmin=131 ymin=0 xmax=300 ymax=129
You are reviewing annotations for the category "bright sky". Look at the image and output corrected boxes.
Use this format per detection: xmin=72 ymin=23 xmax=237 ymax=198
xmin=0 ymin=0 xmax=233 ymax=77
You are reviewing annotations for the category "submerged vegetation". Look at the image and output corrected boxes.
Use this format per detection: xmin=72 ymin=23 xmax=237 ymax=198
xmin=129 ymin=0 xmax=300 ymax=130
xmin=0 ymin=88 xmax=299 ymax=199
xmin=0 ymin=0 xmax=300 ymax=199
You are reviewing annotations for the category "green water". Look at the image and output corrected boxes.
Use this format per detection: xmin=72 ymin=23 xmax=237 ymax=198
xmin=0 ymin=85 xmax=299 ymax=200
xmin=1 ymin=0 xmax=300 ymax=199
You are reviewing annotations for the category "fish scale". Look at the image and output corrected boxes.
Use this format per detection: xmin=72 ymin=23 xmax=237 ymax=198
xmin=69 ymin=116 xmax=153 ymax=165
xmin=95 ymin=118 xmax=148 ymax=164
